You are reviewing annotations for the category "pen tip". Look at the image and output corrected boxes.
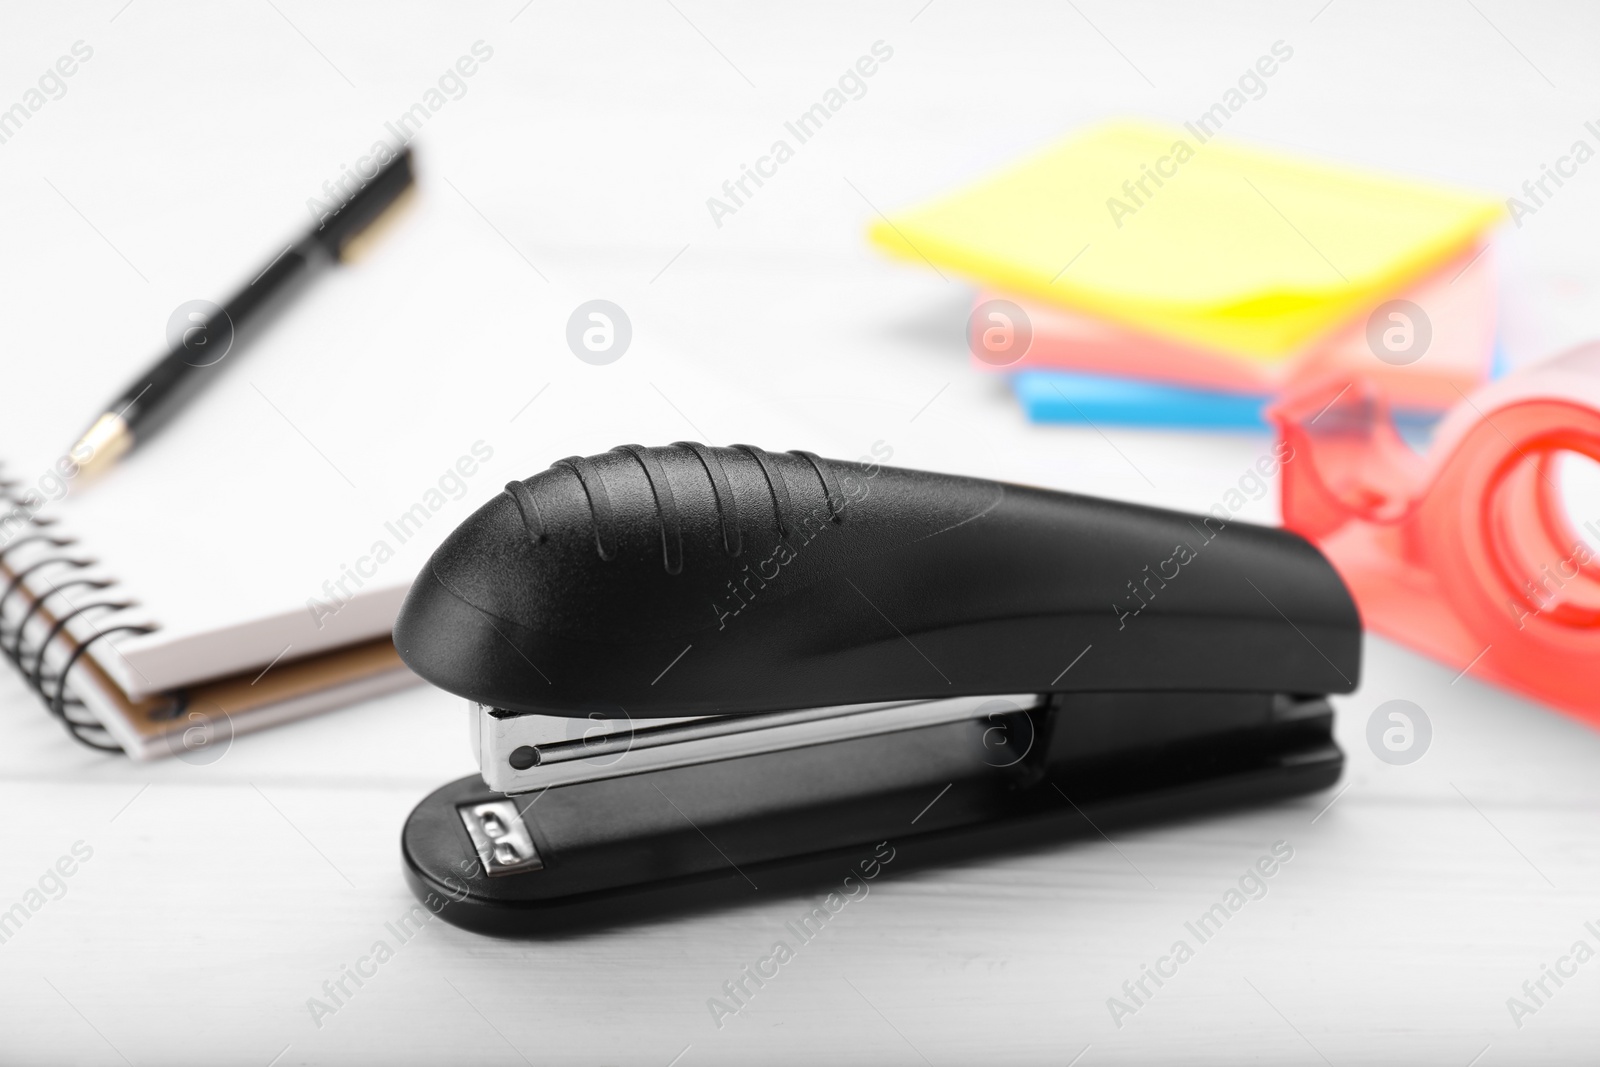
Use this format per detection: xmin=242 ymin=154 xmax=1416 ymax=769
xmin=67 ymin=413 xmax=133 ymax=484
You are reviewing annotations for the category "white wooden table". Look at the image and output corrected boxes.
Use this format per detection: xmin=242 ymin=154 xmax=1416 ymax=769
xmin=3 ymin=2 xmax=1598 ymax=1063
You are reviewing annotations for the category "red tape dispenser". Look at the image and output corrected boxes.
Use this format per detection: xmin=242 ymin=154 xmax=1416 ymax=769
xmin=1271 ymin=343 xmax=1600 ymax=726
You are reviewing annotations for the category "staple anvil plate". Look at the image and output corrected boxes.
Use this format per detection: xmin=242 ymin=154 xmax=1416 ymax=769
xmin=393 ymin=444 xmax=1359 ymax=934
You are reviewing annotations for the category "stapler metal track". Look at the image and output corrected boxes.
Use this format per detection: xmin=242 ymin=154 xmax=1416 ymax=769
xmin=395 ymin=444 xmax=1360 ymax=934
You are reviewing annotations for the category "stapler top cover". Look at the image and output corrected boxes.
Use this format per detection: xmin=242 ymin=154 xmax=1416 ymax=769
xmin=394 ymin=444 xmax=1360 ymax=717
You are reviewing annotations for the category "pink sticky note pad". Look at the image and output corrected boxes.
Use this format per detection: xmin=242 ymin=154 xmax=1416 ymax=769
xmin=973 ymin=243 xmax=1495 ymax=411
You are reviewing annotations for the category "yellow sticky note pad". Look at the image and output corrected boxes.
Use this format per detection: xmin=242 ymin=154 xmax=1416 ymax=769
xmin=870 ymin=122 xmax=1503 ymax=359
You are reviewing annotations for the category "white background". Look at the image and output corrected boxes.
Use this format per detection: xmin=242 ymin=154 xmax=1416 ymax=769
xmin=2 ymin=2 xmax=1599 ymax=1064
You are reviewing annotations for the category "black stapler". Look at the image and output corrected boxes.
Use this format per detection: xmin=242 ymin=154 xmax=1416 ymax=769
xmin=395 ymin=444 xmax=1360 ymax=934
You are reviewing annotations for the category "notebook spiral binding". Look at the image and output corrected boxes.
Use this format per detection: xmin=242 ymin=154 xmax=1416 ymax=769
xmin=0 ymin=467 xmax=184 ymax=754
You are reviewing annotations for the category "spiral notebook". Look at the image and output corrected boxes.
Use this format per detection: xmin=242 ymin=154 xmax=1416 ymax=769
xmin=0 ymin=170 xmax=822 ymax=758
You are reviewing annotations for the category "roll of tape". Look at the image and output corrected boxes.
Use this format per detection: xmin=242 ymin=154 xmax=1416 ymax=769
xmin=1272 ymin=344 xmax=1600 ymax=725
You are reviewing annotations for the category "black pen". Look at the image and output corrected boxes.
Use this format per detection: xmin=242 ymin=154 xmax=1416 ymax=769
xmin=70 ymin=146 xmax=416 ymax=479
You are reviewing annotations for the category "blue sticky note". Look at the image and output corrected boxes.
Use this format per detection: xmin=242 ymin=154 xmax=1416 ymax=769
xmin=1012 ymin=370 xmax=1274 ymax=430
xmin=1011 ymin=341 xmax=1508 ymax=432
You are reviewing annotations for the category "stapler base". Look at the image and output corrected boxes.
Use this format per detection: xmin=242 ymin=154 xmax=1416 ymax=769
xmin=401 ymin=693 xmax=1343 ymax=937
